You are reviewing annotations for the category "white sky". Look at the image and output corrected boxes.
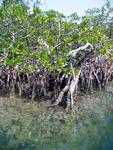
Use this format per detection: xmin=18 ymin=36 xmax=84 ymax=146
xmin=40 ymin=0 xmax=113 ymax=16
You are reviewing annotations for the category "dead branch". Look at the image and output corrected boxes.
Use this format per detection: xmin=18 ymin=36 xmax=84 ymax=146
xmin=68 ymin=42 xmax=93 ymax=57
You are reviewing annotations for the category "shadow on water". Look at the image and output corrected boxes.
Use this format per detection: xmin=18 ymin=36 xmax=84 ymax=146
xmin=0 ymin=85 xmax=113 ymax=150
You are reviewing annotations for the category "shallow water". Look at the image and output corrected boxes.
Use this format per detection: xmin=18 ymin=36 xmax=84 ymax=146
xmin=0 ymin=89 xmax=113 ymax=150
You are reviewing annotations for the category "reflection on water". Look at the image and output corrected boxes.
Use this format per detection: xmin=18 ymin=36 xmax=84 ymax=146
xmin=0 ymin=89 xmax=113 ymax=150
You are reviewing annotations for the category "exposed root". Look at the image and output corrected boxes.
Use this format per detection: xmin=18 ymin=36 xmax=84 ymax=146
xmin=68 ymin=69 xmax=81 ymax=108
xmin=0 ymin=56 xmax=112 ymax=109
xmin=51 ymin=79 xmax=70 ymax=106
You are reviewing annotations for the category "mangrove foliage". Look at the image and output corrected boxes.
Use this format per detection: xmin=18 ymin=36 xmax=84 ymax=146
xmin=0 ymin=0 xmax=113 ymax=109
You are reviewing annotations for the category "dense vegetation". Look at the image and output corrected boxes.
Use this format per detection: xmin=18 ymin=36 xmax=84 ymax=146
xmin=0 ymin=0 xmax=113 ymax=109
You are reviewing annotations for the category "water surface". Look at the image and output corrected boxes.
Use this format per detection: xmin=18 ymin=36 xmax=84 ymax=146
xmin=0 ymin=89 xmax=113 ymax=150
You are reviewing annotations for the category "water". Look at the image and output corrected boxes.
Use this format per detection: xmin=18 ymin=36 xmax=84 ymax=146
xmin=0 ymin=89 xmax=113 ymax=150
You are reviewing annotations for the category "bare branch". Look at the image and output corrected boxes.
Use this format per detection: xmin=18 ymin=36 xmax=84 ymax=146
xmin=68 ymin=42 xmax=93 ymax=56
xmin=38 ymin=39 xmax=50 ymax=54
xmin=56 ymin=13 xmax=61 ymax=45
xmin=8 ymin=32 xmax=15 ymax=49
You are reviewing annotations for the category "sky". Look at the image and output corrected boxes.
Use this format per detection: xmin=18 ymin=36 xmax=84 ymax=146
xmin=40 ymin=0 xmax=113 ymax=16
xmin=0 ymin=0 xmax=113 ymax=16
